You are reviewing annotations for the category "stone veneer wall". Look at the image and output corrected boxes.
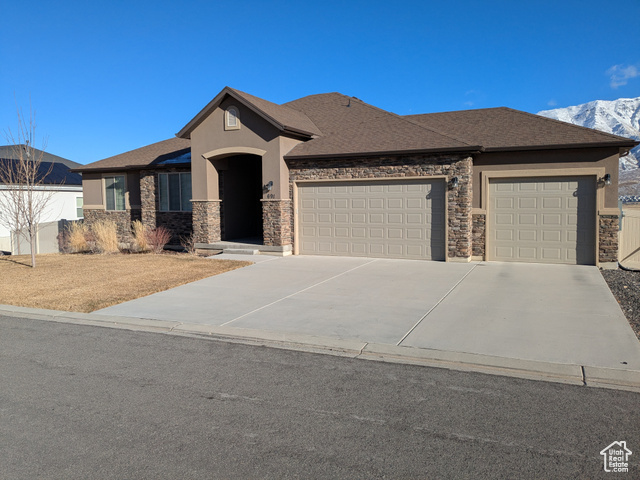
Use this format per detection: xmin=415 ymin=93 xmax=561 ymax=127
xmin=472 ymin=213 xmax=486 ymax=258
xmin=287 ymin=154 xmax=473 ymax=259
xmin=599 ymin=215 xmax=619 ymax=263
xmin=140 ymin=168 xmax=192 ymax=245
xmin=83 ymin=209 xmax=141 ymax=244
xmin=262 ymin=199 xmax=292 ymax=246
xmin=192 ymin=200 xmax=221 ymax=244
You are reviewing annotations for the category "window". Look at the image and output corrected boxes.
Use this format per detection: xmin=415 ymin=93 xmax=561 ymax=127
xmin=105 ymin=176 xmax=125 ymax=211
xmin=225 ymin=106 xmax=240 ymax=130
xmin=76 ymin=197 xmax=84 ymax=218
xmin=159 ymin=173 xmax=192 ymax=212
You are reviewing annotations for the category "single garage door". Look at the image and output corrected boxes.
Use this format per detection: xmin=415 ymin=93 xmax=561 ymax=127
xmin=489 ymin=176 xmax=596 ymax=264
xmin=297 ymin=179 xmax=446 ymax=260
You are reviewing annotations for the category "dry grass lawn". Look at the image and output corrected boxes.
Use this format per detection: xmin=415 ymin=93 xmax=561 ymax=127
xmin=0 ymin=253 xmax=250 ymax=313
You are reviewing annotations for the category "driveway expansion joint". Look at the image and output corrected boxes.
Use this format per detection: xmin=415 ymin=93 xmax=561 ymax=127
xmin=396 ymin=263 xmax=479 ymax=346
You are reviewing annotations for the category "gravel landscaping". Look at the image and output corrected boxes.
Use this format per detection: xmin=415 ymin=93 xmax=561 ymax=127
xmin=601 ymin=268 xmax=640 ymax=341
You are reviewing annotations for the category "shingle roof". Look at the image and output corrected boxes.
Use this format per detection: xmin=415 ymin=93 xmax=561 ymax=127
xmin=73 ymin=137 xmax=191 ymax=172
xmin=283 ymin=93 xmax=480 ymax=158
xmin=0 ymin=158 xmax=82 ymax=185
xmin=0 ymin=145 xmax=81 ymax=169
xmin=405 ymin=107 xmax=638 ymax=151
xmin=177 ymin=86 xmax=321 ymax=138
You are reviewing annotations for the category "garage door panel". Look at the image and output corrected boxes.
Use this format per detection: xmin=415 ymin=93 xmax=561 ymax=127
xmin=298 ymin=180 xmax=445 ymax=260
xmin=489 ymin=177 xmax=595 ymax=265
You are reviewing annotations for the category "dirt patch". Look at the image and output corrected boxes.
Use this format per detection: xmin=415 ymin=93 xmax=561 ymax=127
xmin=0 ymin=253 xmax=250 ymax=313
xmin=601 ymin=268 xmax=640 ymax=341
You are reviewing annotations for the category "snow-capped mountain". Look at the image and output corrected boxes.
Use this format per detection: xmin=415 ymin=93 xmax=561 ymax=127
xmin=538 ymin=97 xmax=640 ymax=171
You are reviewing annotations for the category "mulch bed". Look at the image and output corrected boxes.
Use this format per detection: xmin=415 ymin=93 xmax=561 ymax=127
xmin=601 ymin=268 xmax=640 ymax=340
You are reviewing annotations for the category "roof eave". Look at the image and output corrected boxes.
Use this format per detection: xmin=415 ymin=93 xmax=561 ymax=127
xmin=284 ymin=146 xmax=484 ymax=161
xmin=483 ymin=140 xmax=639 ymax=153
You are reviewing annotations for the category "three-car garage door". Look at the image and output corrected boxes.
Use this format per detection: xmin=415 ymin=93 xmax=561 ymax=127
xmin=488 ymin=176 xmax=596 ymax=264
xmin=297 ymin=180 xmax=446 ymax=260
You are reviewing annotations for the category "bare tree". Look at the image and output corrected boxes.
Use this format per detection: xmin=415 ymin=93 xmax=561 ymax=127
xmin=0 ymin=104 xmax=55 ymax=267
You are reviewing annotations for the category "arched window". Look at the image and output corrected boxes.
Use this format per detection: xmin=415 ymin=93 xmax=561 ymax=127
xmin=225 ymin=106 xmax=240 ymax=129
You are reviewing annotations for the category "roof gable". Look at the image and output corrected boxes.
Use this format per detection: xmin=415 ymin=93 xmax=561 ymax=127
xmin=405 ymin=107 xmax=638 ymax=152
xmin=177 ymin=87 xmax=321 ymax=139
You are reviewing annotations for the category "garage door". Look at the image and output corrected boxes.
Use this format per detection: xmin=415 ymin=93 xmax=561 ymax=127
xmin=297 ymin=179 xmax=446 ymax=260
xmin=489 ymin=176 xmax=596 ymax=264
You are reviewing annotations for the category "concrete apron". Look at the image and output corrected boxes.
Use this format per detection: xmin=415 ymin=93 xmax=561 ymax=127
xmin=3 ymin=256 xmax=640 ymax=392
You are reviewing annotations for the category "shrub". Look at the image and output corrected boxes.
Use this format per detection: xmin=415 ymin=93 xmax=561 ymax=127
xmin=146 ymin=226 xmax=171 ymax=254
xmin=180 ymin=232 xmax=197 ymax=255
xmin=91 ymin=220 xmax=119 ymax=254
xmin=131 ymin=220 xmax=150 ymax=252
xmin=67 ymin=222 xmax=90 ymax=253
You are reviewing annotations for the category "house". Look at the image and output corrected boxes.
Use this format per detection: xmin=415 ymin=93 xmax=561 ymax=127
xmin=74 ymin=87 xmax=639 ymax=266
xmin=0 ymin=145 xmax=83 ymax=254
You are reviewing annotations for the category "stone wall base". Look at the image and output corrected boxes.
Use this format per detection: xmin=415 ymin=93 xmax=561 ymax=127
xmin=472 ymin=213 xmax=486 ymax=259
xmin=599 ymin=215 xmax=619 ymax=264
xmin=83 ymin=209 xmax=141 ymax=243
xmin=262 ymin=199 xmax=292 ymax=247
xmin=192 ymin=200 xmax=221 ymax=244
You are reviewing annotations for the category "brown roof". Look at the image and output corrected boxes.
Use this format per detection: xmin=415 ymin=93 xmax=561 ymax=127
xmin=283 ymin=93 xmax=480 ymax=158
xmin=405 ymin=107 xmax=638 ymax=151
xmin=73 ymin=137 xmax=190 ymax=172
xmin=177 ymin=87 xmax=321 ymax=138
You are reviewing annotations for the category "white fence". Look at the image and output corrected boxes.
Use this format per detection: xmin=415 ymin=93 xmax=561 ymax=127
xmin=619 ymin=206 xmax=640 ymax=269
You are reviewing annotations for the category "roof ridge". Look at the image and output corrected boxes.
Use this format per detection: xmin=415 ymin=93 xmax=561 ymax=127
xmin=350 ymin=97 xmax=478 ymax=148
xmin=503 ymin=107 xmax=635 ymax=143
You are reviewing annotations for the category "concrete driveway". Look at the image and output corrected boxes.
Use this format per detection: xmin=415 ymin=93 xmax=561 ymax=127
xmin=97 ymin=254 xmax=640 ymax=370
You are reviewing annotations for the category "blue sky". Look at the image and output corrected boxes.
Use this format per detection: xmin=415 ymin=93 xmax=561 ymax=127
xmin=1 ymin=0 xmax=639 ymax=164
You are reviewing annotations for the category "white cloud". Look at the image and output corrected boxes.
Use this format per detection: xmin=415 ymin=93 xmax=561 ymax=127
xmin=547 ymin=99 xmax=557 ymax=107
xmin=607 ymin=64 xmax=640 ymax=88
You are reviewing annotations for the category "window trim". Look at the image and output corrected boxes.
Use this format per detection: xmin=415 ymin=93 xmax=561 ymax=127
xmin=104 ymin=175 xmax=126 ymax=211
xmin=76 ymin=197 xmax=84 ymax=218
xmin=158 ymin=172 xmax=192 ymax=212
xmin=224 ymin=106 xmax=240 ymax=130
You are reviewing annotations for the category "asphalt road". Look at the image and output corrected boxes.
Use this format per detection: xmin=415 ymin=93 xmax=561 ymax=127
xmin=1 ymin=316 xmax=638 ymax=479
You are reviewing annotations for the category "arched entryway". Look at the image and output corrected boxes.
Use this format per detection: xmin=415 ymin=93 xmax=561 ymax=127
xmin=218 ymin=154 xmax=263 ymax=241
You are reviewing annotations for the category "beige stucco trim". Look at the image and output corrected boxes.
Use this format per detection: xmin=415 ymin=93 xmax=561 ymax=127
xmin=202 ymin=146 xmax=267 ymax=160
xmin=292 ymin=176 xmax=450 ymax=258
xmin=190 ymin=199 xmax=222 ymax=203
xmin=82 ymin=204 xmax=106 ymax=210
xmin=482 ymin=168 xmax=607 ymax=266
xmin=599 ymin=208 xmax=621 ymax=216
xmin=294 ymin=176 xmax=449 ymax=184
xmin=472 ymin=208 xmax=486 ymax=215
xmin=480 ymin=167 xmax=606 ymax=212
xmin=447 ymin=256 xmax=471 ymax=263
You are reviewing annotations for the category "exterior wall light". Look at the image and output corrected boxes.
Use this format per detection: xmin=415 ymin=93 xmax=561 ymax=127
xmin=603 ymin=173 xmax=612 ymax=186
xmin=448 ymin=176 xmax=459 ymax=189
xmin=264 ymin=181 xmax=273 ymax=192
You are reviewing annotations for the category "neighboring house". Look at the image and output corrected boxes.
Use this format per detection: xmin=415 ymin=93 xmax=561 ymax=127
xmin=0 ymin=145 xmax=83 ymax=254
xmin=75 ymin=87 xmax=639 ymax=266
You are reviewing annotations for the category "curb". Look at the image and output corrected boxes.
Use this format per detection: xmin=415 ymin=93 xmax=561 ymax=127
xmin=1 ymin=304 xmax=639 ymax=393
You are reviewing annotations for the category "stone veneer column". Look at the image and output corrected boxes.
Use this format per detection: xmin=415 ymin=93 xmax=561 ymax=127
xmin=262 ymin=199 xmax=292 ymax=247
xmin=192 ymin=200 xmax=221 ymax=244
xmin=472 ymin=213 xmax=486 ymax=259
xmin=447 ymin=157 xmax=473 ymax=260
xmin=599 ymin=215 xmax=619 ymax=264
xmin=140 ymin=172 xmax=157 ymax=229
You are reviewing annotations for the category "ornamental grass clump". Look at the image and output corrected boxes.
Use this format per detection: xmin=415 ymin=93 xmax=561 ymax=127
xmin=67 ymin=222 xmax=90 ymax=253
xmin=91 ymin=220 xmax=119 ymax=254
xmin=131 ymin=220 xmax=150 ymax=252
